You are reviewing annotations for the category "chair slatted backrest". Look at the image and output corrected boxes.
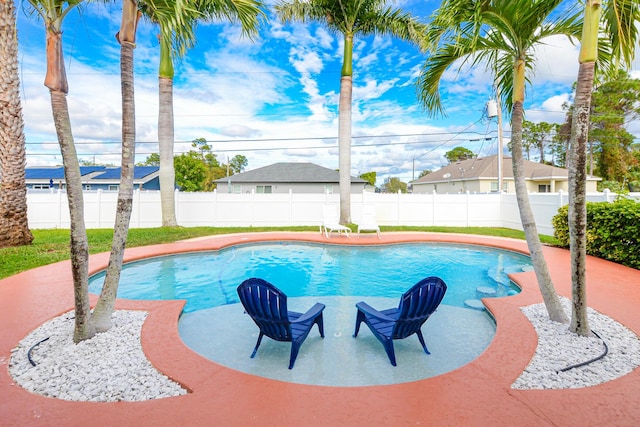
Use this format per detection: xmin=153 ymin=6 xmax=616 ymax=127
xmin=238 ymin=278 xmax=292 ymax=341
xmin=393 ymin=277 xmax=447 ymax=339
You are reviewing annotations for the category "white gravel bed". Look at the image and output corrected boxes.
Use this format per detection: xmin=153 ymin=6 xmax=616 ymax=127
xmin=8 ymin=300 xmax=640 ymax=402
xmin=9 ymin=310 xmax=187 ymax=402
xmin=512 ymin=298 xmax=640 ymax=389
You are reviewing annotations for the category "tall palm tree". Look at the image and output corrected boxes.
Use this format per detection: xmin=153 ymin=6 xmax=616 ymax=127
xmin=91 ymin=0 xmax=141 ymax=332
xmin=141 ymin=0 xmax=264 ymax=227
xmin=276 ymin=0 xmax=426 ymax=224
xmin=24 ymin=0 xmax=95 ymax=342
xmin=0 ymin=0 xmax=34 ymax=248
xmin=568 ymin=0 xmax=639 ymax=335
xmin=418 ymin=0 xmax=584 ymax=323
xmin=92 ymin=0 xmax=265 ymax=330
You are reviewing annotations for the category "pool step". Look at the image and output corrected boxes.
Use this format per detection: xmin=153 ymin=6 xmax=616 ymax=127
xmin=464 ymin=299 xmax=485 ymax=310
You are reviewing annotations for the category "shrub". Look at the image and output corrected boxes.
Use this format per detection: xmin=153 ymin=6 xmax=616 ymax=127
xmin=552 ymin=198 xmax=640 ymax=270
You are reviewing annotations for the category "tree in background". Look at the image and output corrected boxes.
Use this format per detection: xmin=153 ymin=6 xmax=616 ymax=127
xmin=444 ymin=147 xmax=475 ymax=163
xmin=418 ymin=169 xmax=432 ymax=178
xmin=229 ymin=154 xmax=248 ymax=174
xmin=359 ymin=171 xmax=376 ymax=187
xmin=0 ymin=0 xmax=34 ymax=248
xmin=590 ymin=72 xmax=640 ymax=183
xmin=382 ymin=177 xmax=407 ymax=193
xmin=523 ymin=120 xmax=554 ymax=163
xmin=419 ymin=0 xmax=582 ymax=324
xmin=276 ymin=0 xmax=427 ymax=224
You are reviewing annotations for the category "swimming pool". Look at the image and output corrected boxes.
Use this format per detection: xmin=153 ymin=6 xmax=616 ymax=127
xmin=88 ymin=242 xmax=531 ymax=386
xmin=88 ymin=242 xmax=528 ymax=313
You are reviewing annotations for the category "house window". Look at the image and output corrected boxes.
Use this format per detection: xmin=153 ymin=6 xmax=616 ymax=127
xmin=32 ymin=184 xmax=49 ymax=190
xmin=84 ymin=185 xmax=91 ymax=190
xmin=538 ymin=184 xmax=551 ymax=193
xmin=491 ymin=182 xmax=509 ymax=192
xmin=232 ymin=184 xmax=242 ymax=194
xmin=324 ymin=185 xmax=333 ymax=194
xmin=108 ymin=185 xmax=119 ymax=191
xmin=256 ymin=185 xmax=272 ymax=194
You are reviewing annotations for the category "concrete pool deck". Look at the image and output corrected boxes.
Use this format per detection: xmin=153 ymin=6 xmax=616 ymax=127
xmin=1 ymin=232 xmax=640 ymax=426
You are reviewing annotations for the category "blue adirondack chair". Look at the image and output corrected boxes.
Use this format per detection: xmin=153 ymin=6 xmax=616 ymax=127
xmin=353 ymin=276 xmax=447 ymax=366
xmin=237 ymin=278 xmax=325 ymax=369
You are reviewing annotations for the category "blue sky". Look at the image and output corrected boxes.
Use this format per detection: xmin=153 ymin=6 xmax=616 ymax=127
xmin=16 ymin=0 xmax=640 ymax=185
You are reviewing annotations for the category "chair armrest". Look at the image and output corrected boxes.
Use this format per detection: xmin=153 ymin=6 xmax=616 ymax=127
xmin=355 ymin=301 xmax=396 ymax=322
xmin=291 ymin=303 xmax=325 ymax=324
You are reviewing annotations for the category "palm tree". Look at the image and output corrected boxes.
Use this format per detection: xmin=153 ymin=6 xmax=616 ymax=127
xmin=276 ymin=0 xmax=426 ymax=224
xmin=418 ymin=0 xmax=584 ymax=323
xmin=92 ymin=0 xmax=265 ymax=330
xmin=141 ymin=0 xmax=264 ymax=227
xmin=91 ymin=0 xmax=141 ymax=332
xmin=24 ymin=0 xmax=96 ymax=342
xmin=568 ymin=0 xmax=639 ymax=335
xmin=0 ymin=0 xmax=34 ymax=248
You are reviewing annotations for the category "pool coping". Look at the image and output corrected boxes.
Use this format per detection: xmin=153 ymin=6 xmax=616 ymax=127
xmin=2 ymin=232 xmax=640 ymax=426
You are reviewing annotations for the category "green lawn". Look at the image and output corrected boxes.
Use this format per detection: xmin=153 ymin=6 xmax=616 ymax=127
xmin=0 ymin=226 xmax=558 ymax=280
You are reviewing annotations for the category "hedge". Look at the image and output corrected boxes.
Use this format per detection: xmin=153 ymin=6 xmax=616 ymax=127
xmin=552 ymin=198 xmax=640 ymax=269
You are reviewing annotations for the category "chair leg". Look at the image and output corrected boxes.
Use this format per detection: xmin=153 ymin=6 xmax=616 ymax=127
xmin=416 ymin=330 xmax=430 ymax=354
xmin=353 ymin=310 xmax=365 ymax=337
xmin=289 ymin=342 xmax=301 ymax=369
xmin=250 ymin=332 xmax=264 ymax=358
xmin=382 ymin=340 xmax=397 ymax=366
xmin=315 ymin=315 xmax=325 ymax=338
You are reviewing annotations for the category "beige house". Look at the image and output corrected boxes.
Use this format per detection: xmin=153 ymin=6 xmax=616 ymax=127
xmin=411 ymin=155 xmax=601 ymax=194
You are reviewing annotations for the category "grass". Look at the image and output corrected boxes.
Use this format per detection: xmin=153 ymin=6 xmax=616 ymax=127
xmin=0 ymin=226 xmax=559 ymax=280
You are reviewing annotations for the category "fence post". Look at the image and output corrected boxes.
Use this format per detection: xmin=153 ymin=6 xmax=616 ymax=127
xmin=212 ymin=189 xmax=217 ymax=227
xmin=57 ymin=188 xmax=63 ymax=228
xmin=465 ymin=190 xmax=470 ymax=227
xmin=97 ymin=189 xmax=102 ymax=228
xmin=289 ymin=189 xmax=293 ymax=226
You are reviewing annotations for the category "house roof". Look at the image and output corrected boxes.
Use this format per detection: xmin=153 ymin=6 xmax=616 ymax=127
xmin=411 ymin=155 xmax=601 ymax=184
xmin=214 ymin=162 xmax=367 ymax=184
xmin=91 ymin=166 xmax=159 ymax=180
xmin=25 ymin=166 xmax=107 ymax=180
xmin=25 ymin=166 xmax=159 ymax=182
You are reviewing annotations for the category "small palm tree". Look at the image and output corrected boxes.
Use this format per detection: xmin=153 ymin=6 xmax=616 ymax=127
xmin=276 ymin=0 xmax=427 ymax=224
xmin=0 ymin=0 xmax=34 ymax=248
xmin=418 ymin=0 xmax=585 ymax=323
xmin=568 ymin=0 xmax=639 ymax=335
xmin=24 ymin=0 xmax=96 ymax=341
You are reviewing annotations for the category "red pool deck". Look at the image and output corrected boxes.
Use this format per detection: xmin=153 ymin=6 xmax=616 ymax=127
xmin=1 ymin=232 xmax=640 ymax=426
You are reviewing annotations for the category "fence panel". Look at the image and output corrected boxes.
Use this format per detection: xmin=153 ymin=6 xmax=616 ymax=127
xmin=26 ymin=189 xmax=626 ymax=234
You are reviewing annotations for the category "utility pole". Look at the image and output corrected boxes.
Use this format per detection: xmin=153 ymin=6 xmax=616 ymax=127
xmin=496 ymin=88 xmax=504 ymax=193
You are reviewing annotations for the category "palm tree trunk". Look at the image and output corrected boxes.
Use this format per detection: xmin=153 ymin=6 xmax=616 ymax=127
xmin=338 ymin=34 xmax=354 ymax=224
xmin=0 ymin=1 xmax=33 ymax=248
xmin=92 ymin=7 xmax=138 ymax=331
xmin=158 ymin=76 xmax=177 ymax=226
xmin=512 ymin=100 xmax=568 ymax=324
xmin=50 ymin=90 xmax=95 ymax=342
xmin=338 ymin=75 xmax=352 ymax=224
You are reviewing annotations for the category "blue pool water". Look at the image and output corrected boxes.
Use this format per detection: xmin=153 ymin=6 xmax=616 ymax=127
xmin=88 ymin=242 xmax=528 ymax=312
xmin=88 ymin=242 xmax=532 ymax=386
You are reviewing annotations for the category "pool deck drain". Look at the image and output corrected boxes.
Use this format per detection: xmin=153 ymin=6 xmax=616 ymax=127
xmin=2 ymin=232 xmax=640 ymax=426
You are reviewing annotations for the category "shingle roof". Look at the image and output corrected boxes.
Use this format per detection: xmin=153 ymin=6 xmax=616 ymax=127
xmin=214 ymin=162 xmax=366 ymax=183
xmin=411 ymin=155 xmax=600 ymax=184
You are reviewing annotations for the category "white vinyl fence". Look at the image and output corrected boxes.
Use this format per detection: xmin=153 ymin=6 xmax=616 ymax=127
xmin=27 ymin=189 xmax=629 ymax=236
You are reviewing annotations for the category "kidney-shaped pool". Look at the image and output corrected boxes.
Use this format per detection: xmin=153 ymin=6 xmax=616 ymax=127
xmin=89 ymin=242 xmax=531 ymax=386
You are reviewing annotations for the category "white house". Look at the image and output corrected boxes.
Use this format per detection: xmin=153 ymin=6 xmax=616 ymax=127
xmin=411 ymin=155 xmax=601 ymax=194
